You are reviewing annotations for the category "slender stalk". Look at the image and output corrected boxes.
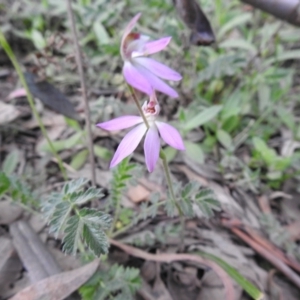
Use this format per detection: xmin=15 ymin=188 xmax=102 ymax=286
xmin=160 ymin=149 xmax=185 ymax=248
xmin=66 ymin=0 xmax=96 ymax=186
xmin=127 ymin=85 xmax=185 ymax=246
xmin=128 ymin=85 xmax=150 ymax=129
xmin=0 ymin=31 xmax=67 ymax=180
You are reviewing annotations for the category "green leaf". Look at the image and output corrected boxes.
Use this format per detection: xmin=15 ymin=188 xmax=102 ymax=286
xmin=179 ymin=196 xmax=194 ymax=217
xmin=30 ymin=29 xmax=46 ymax=49
xmin=80 ymin=264 xmax=141 ymax=300
xmin=272 ymin=157 xmax=291 ymax=171
xmin=49 ymin=201 xmax=73 ymax=235
xmin=83 ymin=224 xmax=109 ymax=256
xmin=93 ymin=21 xmax=110 ymax=45
xmin=164 ymin=146 xmax=177 ymax=163
xmin=220 ymin=91 xmax=242 ymax=120
xmin=0 ymin=172 xmax=10 ymax=196
xmin=184 ymin=105 xmax=223 ymax=131
xmin=198 ymin=54 xmax=246 ymax=83
xmin=218 ymin=13 xmax=252 ymax=38
xmin=40 ymin=132 xmax=83 ymax=153
xmin=80 ymin=208 xmax=111 ymax=230
xmin=219 ymin=39 xmax=257 ymax=53
xmin=181 ymin=181 xmax=199 ymax=199
xmin=185 ymin=141 xmax=205 ymax=163
xmin=66 ymin=178 xmax=89 ymax=194
xmin=70 ymin=149 xmax=89 ymax=170
xmin=2 ymin=149 xmax=19 ymax=175
xmin=81 ymin=208 xmax=111 ymax=256
xmin=197 ymin=252 xmax=264 ymax=300
xmin=70 ymin=187 xmax=104 ymax=205
xmin=216 ymin=129 xmax=232 ymax=150
xmin=252 ymin=137 xmax=277 ymax=166
xmin=275 ymin=50 xmax=300 ymax=61
xmin=62 ymin=215 xmax=82 ymax=255
xmin=266 ymin=50 xmax=300 ymax=65
xmin=258 ymin=84 xmax=271 ymax=113
xmin=94 ymin=145 xmax=111 ymax=160
xmin=222 ymin=116 xmax=239 ymax=133
xmin=194 ymin=189 xmax=220 ymax=218
xmin=276 ymin=106 xmax=295 ymax=131
xmin=165 ymin=199 xmax=178 ymax=218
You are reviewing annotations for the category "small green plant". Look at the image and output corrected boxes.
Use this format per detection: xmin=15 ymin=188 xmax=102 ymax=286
xmin=79 ymin=264 xmax=141 ymax=300
xmin=42 ymin=178 xmax=111 ymax=256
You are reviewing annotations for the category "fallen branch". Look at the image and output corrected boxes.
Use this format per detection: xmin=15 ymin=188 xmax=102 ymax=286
xmin=229 ymin=226 xmax=300 ymax=289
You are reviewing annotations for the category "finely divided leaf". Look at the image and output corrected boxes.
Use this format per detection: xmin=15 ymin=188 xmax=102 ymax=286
xmin=83 ymin=224 xmax=109 ymax=256
xmin=66 ymin=178 xmax=90 ymax=194
xmin=80 ymin=208 xmax=112 ymax=229
xmin=63 ymin=215 xmax=82 ymax=255
xmin=49 ymin=201 xmax=73 ymax=235
xmin=70 ymin=187 xmax=104 ymax=205
xmin=195 ymin=197 xmax=221 ymax=218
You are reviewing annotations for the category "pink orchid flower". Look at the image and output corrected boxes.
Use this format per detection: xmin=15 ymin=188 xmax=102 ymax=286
xmin=97 ymin=93 xmax=185 ymax=172
xmin=121 ymin=13 xmax=182 ymax=98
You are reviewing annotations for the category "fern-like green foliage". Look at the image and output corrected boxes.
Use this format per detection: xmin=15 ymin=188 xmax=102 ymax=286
xmin=109 ymin=158 xmax=136 ymax=208
xmin=42 ymin=178 xmax=112 ymax=256
xmin=165 ymin=181 xmax=220 ymax=218
xmin=0 ymin=171 xmax=37 ymax=207
xmin=79 ymin=264 xmax=141 ymax=300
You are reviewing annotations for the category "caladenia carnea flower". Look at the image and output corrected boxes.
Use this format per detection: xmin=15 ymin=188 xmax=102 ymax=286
xmin=97 ymin=93 xmax=185 ymax=172
xmin=121 ymin=13 xmax=182 ymax=98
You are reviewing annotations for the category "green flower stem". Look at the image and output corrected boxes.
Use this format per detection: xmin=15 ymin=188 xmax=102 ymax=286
xmin=0 ymin=31 xmax=67 ymax=180
xmin=127 ymin=85 xmax=150 ymax=129
xmin=160 ymin=149 xmax=185 ymax=247
xmin=126 ymin=85 xmax=185 ymax=246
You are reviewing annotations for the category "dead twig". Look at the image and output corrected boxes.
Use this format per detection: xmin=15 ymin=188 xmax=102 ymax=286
xmin=66 ymin=0 xmax=96 ymax=185
xmin=109 ymin=238 xmax=236 ymax=300
xmin=230 ymin=227 xmax=300 ymax=289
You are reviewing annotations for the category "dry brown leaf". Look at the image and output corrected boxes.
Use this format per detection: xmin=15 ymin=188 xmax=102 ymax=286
xmin=73 ymin=165 xmax=112 ymax=187
xmin=23 ymin=112 xmax=66 ymax=129
xmin=48 ymin=248 xmax=82 ymax=271
xmin=127 ymin=184 xmax=150 ymax=203
xmin=285 ymin=220 xmax=300 ymax=241
xmin=0 ymin=237 xmax=22 ymax=297
xmin=0 ymin=201 xmax=23 ymax=225
xmin=0 ymin=102 xmax=21 ymax=124
xmin=9 ymin=259 xmax=99 ymax=300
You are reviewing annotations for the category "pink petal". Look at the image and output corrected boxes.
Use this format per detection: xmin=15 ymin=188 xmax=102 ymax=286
xmin=134 ymin=64 xmax=179 ymax=98
xmin=110 ymin=123 xmax=147 ymax=168
xmin=143 ymin=37 xmax=171 ymax=55
xmin=135 ymin=57 xmax=182 ymax=81
xmin=121 ymin=13 xmax=141 ymax=45
xmin=144 ymin=126 xmax=160 ymax=172
xmin=97 ymin=116 xmax=143 ymax=131
xmin=123 ymin=61 xmax=153 ymax=95
xmin=156 ymin=121 xmax=185 ymax=150
xmin=7 ymin=88 xmax=27 ymax=100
